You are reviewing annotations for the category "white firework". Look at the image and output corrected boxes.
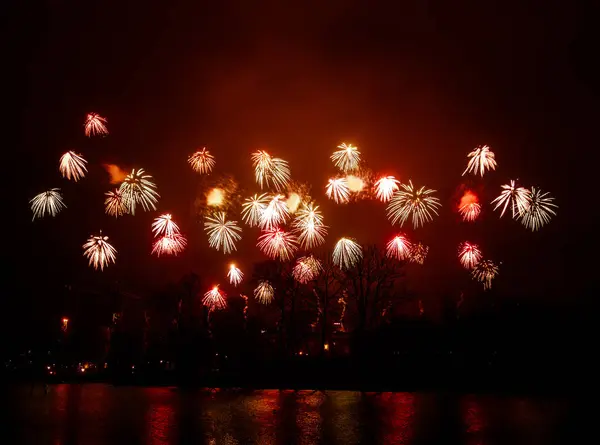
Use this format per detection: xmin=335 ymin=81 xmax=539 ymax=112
xmin=227 ymin=264 xmax=244 ymax=287
xmin=386 ymin=234 xmax=412 ymax=261
xmin=518 ymin=187 xmax=558 ymax=231
xmin=331 ymin=143 xmax=361 ymax=172
xmin=259 ymin=194 xmax=290 ymax=230
xmin=30 ymin=188 xmax=66 ymax=220
xmin=59 ymin=151 xmax=88 ymax=181
xmin=332 ymin=238 xmax=363 ymax=270
xmin=151 ymin=214 xmax=180 ymax=238
xmin=325 ymin=177 xmax=350 ymax=204
xmin=119 ymin=168 xmax=160 ymax=215
xmin=491 ymin=180 xmax=532 ymax=219
xmin=374 ymin=176 xmax=400 ymax=202
xmin=241 ymin=193 xmax=269 ymax=227
xmin=291 ymin=202 xmax=327 ymax=249
xmin=292 ymin=255 xmax=323 ymax=283
xmin=462 ymin=144 xmax=497 ymax=177
xmin=386 ymin=181 xmax=441 ymax=228
xmin=82 ymin=232 xmax=117 ymax=271
xmin=254 ymin=281 xmax=275 ymax=304
xmin=204 ymin=212 xmax=242 ymax=254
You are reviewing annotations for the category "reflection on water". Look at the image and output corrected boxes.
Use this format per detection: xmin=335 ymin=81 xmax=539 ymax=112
xmin=7 ymin=385 xmax=574 ymax=445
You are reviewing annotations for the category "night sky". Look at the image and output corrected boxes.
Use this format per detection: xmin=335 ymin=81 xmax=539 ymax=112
xmin=7 ymin=1 xmax=597 ymax=338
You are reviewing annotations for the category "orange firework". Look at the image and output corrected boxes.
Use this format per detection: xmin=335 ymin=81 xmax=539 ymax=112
xmin=188 ymin=148 xmax=216 ymax=174
xmin=84 ymin=112 xmax=108 ymax=137
xmin=458 ymin=190 xmax=481 ymax=222
xmin=202 ymin=285 xmax=227 ymax=310
xmin=151 ymin=234 xmax=187 ymax=257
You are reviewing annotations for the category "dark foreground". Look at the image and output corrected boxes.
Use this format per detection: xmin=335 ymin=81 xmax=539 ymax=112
xmin=2 ymin=384 xmax=589 ymax=444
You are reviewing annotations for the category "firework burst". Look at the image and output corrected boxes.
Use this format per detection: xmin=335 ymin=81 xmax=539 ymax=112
xmin=259 ymin=194 xmax=290 ymax=230
xmin=409 ymin=242 xmax=429 ymax=265
xmin=472 ymin=260 xmax=499 ymax=290
xmin=119 ymin=169 xmax=159 ymax=215
xmin=292 ymin=255 xmax=323 ymax=283
xmin=30 ymin=188 xmax=66 ymax=220
xmin=292 ymin=202 xmax=327 ymax=249
xmin=331 ymin=143 xmax=361 ymax=172
xmin=462 ymin=144 xmax=497 ymax=177
xmin=151 ymin=234 xmax=187 ymax=257
xmin=59 ymin=151 xmax=88 ymax=181
xmin=251 ymin=150 xmax=291 ymax=191
xmin=458 ymin=190 xmax=481 ymax=222
xmin=458 ymin=241 xmax=482 ymax=269
xmin=491 ymin=180 xmax=531 ymax=219
xmin=188 ymin=148 xmax=216 ymax=174
xmin=325 ymin=177 xmax=350 ymax=204
xmin=257 ymin=228 xmax=298 ymax=261
xmin=374 ymin=176 xmax=400 ymax=202
xmin=519 ymin=187 xmax=558 ymax=231
xmin=241 ymin=193 xmax=269 ymax=227
xmin=84 ymin=113 xmax=108 ymax=137
xmin=386 ymin=234 xmax=412 ymax=261
xmin=332 ymin=237 xmax=363 ymax=270
xmin=387 ymin=181 xmax=441 ymax=228
xmin=202 ymin=285 xmax=227 ymax=310
xmin=82 ymin=232 xmax=117 ymax=270
xmin=151 ymin=214 xmax=180 ymax=238
xmin=104 ymin=189 xmax=128 ymax=217
xmin=227 ymin=264 xmax=244 ymax=287
xmin=254 ymin=281 xmax=274 ymax=304
xmin=204 ymin=212 xmax=242 ymax=254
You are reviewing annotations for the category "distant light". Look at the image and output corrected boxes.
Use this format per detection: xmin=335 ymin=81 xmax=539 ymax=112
xmin=323 ymin=343 xmax=330 ymax=351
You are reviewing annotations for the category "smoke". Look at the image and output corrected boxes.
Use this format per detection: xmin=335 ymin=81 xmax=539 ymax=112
xmin=206 ymin=188 xmax=225 ymax=206
xmin=103 ymin=164 xmax=128 ymax=184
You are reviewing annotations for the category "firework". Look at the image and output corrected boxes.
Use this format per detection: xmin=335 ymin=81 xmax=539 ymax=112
xmin=286 ymin=192 xmax=302 ymax=213
xmin=374 ymin=176 xmax=400 ymax=202
xmin=206 ymin=188 xmax=225 ymax=206
xmin=202 ymin=285 xmax=227 ymax=310
xmin=204 ymin=212 xmax=242 ymax=254
xmin=151 ymin=214 xmax=180 ymax=238
xmin=82 ymin=232 xmax=117 ymax=270
xmin=259 ymin=194 xmax=290 ymax=230
xmin=227 ymin=264 xmax=244 ymax=287
xmin=472 ymin=259 xmax=499 ymax=290
xmin=345 ymin=174 xmax=365 ymax=193
xmin=331 ymin=143 xmax=361 ymax=172
xmin=462 ymin=144 xmax=497 ymax=177
xmin=151 ymin=234 xmax=187 ymax=257
xmin=188 ymin=148 xmax=216 ymax=174
xmin=458 ymin=241 xmax=482 ymax=269
xmin=59 ymin=151 xmax=87 ymax=181
xmin=292 ymin=255 xmax=323 ymax=283
xmin=387 ymin=181 xmax=441 ymax=228
xmin=332 ymin=237 xmax=363 ymax=270
xmin=254 ymin=281 xmax=274 ymax=304
xmin=519 ymin=187 xmax=558 ymax=231
xmin=104 ymin=189 xmax=127 ymax=217
xmin=325 ymin=177 xmax=350 ymax=204
xmin=458 ymin=190 xmax=481 ymax=222
xmin=386 ymin=234 xmax=412 ymax=261
xmin=30 ymin=188 xmax=66 ymax=220
xmin=257 ymin=228 xmax=298 ymax=261
xmin=241 ymin=193 xmax=269 ymax=227
xmin=251 ymin=150 xmax=291 ymax=191
xmin=292 ymin=202 xmax=327 ymax=249
xmin=491 ymin=180 xmax=531 ymax=219
xmin=84 ymin=112 xmax=108 ymax=137
xmin=119 ymin=169 xmax=159 ymax=215
xmin=409 ymin=242 xmax=429 ymax=265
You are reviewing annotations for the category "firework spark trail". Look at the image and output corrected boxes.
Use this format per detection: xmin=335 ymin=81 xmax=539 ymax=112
xmin=331 ymin=143 xmax=361 ymax=172
xmin=204 ymin=212 xmax=242 ymax=254
xmin=30 ymin=188 xmax=66 ymax=220
xmin=257 ymin=228 xmax=299 ymax=261
xmin=104 ymin=189 xmax=128 ymax=217
xmin=386 ymin=234 xmax=412 ymax=261
xmin=254 ymin=281 xmax=274 ymax=304
xmin=84 ymin=113 xmax=108 ymax=137
xmin=227 ymin=264 xmax=244 ymax=286
xmin=458 ymin=190 xmax=481 ymax=222
xmin=462 ymin=145 xmax=497 ymax=177
xmin=519 ymin=187 xmax=558 ymax=231
xmin=332 ymin=237 xmax=363 ymax=270
xmin=188 ymin=148 xmax=216 ymax=174
xmin=240 ymin=294 xmax=249 ymax=324
xmin=241 ymin=193 xmax=269 ymax=227
xmin=491 ymin=180 xmax=531 ymax=218
xmin=374 ymin=176 xmax=400 ymax=202
xmin=409 ymin=242 xmax=429 ymax=265
xmin=259 ymin=194 xmax=290 ymax=230
xmin=59 ymin=151 xmax=88 ymax=181
xmin=251 ymin=150 xmax=291 ymax=191
xmin=292 ymin=203 xmax=327 ymax=249
xmin=119 ymin=169 xmax=159 ymax=215
xmin=458 ymin=241 xmax=482 ymax=269
xmin=338 ymin=293 xmax=347 ymax=332
xmin=292 ymin=255 xmax=323 ymax=283
xmin=151 ymin=214 xmax=180 ymax=238
xmin=325 ymin=178 xmax=350 ymax=204
xmin=82 ymin=232 xmax=117 ymax=270
xmin=202 ymin=285 xmax=227 ymax=310
xmin=472 ymin=260 xmax=499 ymax=290
xmin=151 ymin=234 xmax=187 ymax=257
xmin=387 ymin=181 xmax=441 ymax=228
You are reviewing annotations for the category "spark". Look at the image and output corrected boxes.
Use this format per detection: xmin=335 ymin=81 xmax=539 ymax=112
xmin=386 ymin=234 xmax=412 ymax=261
xmin=119 ymin=169 xmax=159 ymax=215
xmin=227 ymin=264 xmax=244 ymax=287
xmin=251 ymin=150 xmax=291 ymax=191
xmin=259 ymin=194 xmax=290 ymax=230
xmin=241 ymin=193 xmax=269 ymax=227
xmin=206 ymin=188 xmax=225 ymax=206
xmin=374 ymin=176 xmax=400 ymax=202
xmin=151 ymin=234 xmax=187 ymax=257
xmin=104 ymin=189 xmax=128 ymax=217
xmin=254 ymin=281 xmax=274 ymax=304
xmin=458 ymin=190 xmax=481 ymax=222
xmin=257 ymin=228 xmax=299 ymax=261
xmin=151 ymin=214 xmax=180 ymax=238
xmin=202 ymin=285 xmax=227 ymax=310
xmin=472 ymin=260 xmax=499 ymax=290
xmin=458 ymin=241 xmax=482 ymax=269
xmin=82 ymin=232 xmax=117 ymax=271
xmin=332 ymin=237 xmax=363 ymax=270
xmin=331 ymin=143 xmax=361 ymax=172
xmin=204 ymin=212 xmax=242 ymax=254
xmin=462 ymin=144 xmax=497 ymax=177
xmin=188 ymin=148 xmax=216 ymax=174
xmin=409 ymin=242 xmax=429 ymax=265
xmin=30 ymin=188 xmax=66 ymax=220
xmin=292 ymin=255 xmax=323 ymax=283
xmin=84 ymin=113 xmax=108 ymax=137
xmin=325 ymin=177 xmax=350 ymax=204
xmin=519 ymin=187 xmax=558 ymax=231
xmin=491 ymin=180 xmax=531 ymax=218
xmin=387 ymin=181 xmax=441 ymax=228
xmin=292 ymin=202 xmax=328 ymax=249
xmin=345 ymin=175 xmax=365 ymax=192
xmin=59 ymin=151 xmax=87 ymax=181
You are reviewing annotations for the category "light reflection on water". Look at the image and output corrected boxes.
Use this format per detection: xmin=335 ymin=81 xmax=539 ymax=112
xmin=8 ymin=385 xmax=573 ymax=445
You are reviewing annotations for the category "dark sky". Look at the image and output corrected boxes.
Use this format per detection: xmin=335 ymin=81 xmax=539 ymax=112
xmin=7 ymin=0 xmax=597 ymax=332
